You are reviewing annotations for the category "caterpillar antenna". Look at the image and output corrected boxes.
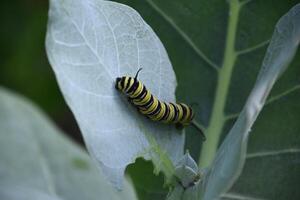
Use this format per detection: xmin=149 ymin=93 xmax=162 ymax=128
xmin=135 ymin=68 xmax=143 ymax=79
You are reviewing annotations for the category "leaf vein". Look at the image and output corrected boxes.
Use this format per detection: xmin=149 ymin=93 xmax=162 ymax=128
xmin=63 ymin=8 xmax=114 ymax=80
xmin=221 ymin=192 xmax=269 ymax=200
xmin=100 ymin=5 xmax=121 ymax=77
xmin=58 ymin=70 xmax=117 ymax=99
xmin=236 ymin=39 xmax=270 ymax=55
xmin=224 ymin=84 xmax=300 ymax=121
xmin=145 ymin=0 xmax=220 ymax=71
xmin=51 ymin=38 xmax=86 ymax=48
xmin=265 ymin=84 xmax=300 ymax=105
xmin=246 ymin=148 xmax=300 ymax=159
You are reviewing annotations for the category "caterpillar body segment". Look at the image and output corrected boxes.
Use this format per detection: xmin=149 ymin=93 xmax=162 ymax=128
xmin=115 ymin=69 xmax=206 ymax=140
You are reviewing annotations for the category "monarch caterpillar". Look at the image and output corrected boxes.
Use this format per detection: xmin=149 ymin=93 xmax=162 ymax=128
xmin=115 ymin=68 xmax=206 ymax=140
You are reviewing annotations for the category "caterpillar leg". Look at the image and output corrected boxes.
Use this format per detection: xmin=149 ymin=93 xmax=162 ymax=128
xmin=175 ymin=123 xmax=184 ymax=130
xmin=127 ymin=97 xmax=133 ymax=104
xmin=191 ymin=121 xmax=206 ymax=141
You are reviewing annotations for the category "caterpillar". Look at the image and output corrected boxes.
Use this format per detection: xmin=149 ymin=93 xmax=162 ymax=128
xmin=115 ymin=68 xmax=206 ymax=140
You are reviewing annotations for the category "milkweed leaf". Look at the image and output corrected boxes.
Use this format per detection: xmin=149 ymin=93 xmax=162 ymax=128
xmin=203 ymin=4 xmax=300 ymax=200
xmin=46 ymin=0 xmax=184 ymax=188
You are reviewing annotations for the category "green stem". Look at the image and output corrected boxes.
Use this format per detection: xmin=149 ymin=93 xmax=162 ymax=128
xmin=198 ymin=0 xmax=241 ymax=168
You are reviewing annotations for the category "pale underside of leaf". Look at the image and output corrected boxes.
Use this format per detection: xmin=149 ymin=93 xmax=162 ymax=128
xmin=0 ymin=87 xmax=138 ymax=200
xmin=46 ymin=0 xmax=184 ymax=188
xmin=0 ymin=185 xmax=63 ymax=200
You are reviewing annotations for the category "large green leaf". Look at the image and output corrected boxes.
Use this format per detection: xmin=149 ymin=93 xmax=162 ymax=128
xmin=46 ymin=0 xmax=184 ymax=189
xmin=126 ymin=159 xmax=167 ymax=200
xmin=0 ymin=87 xmax=137 ymax=200
xmin=203 ymin=3 xmax=300 ymax=199
xmin=114 ymin=0 xmax=300 ymax=199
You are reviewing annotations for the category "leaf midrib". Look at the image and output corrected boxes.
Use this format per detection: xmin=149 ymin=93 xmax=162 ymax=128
xmin=198 ymin=0 xmax=241 ymax=167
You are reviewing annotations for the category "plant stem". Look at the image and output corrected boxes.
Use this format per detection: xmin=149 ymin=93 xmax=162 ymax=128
xmin=198 ymin=0 xmax=241 ymax=168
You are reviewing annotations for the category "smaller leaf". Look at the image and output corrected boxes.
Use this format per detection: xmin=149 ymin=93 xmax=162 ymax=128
xmin=176 ymin=152 xmax=199 ymax=173
xmin=203 ymin=4 xmax=300 ymax=200
xmin=174 ymin=153 xmax=199 ymax=188
xmin=167 ymin=153 xmax=204 ymax=200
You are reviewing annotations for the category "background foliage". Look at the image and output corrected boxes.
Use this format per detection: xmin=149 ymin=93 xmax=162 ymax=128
xmin=0 ymin=0 xmax=83 ymax=143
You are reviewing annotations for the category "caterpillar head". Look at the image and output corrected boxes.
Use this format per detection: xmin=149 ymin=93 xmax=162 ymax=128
xmin=115 ymin=68 xmax=142 ymax=92
xmin=115 ymin=77 xmax=123 ymax=90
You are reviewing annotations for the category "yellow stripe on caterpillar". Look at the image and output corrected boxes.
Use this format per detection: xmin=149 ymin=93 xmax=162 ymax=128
xmin=115 ymin=68 xmax=206 ymax=141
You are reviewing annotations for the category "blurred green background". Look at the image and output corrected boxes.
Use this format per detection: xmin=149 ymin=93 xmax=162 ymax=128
xmin=0 ymin=0 xmax=83 ymax=144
